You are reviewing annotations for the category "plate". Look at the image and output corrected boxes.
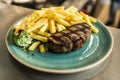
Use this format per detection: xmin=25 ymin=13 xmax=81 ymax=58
xmin=5 ymin=18 xmax=113 ymax=74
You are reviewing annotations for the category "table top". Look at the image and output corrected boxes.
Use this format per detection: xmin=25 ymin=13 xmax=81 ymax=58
xmin=0 ymin=3 xmax=120 ymax=80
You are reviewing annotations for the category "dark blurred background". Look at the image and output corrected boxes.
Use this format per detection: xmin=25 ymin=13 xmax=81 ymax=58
xmin=1 ymin=0 xmax=120 ymax=28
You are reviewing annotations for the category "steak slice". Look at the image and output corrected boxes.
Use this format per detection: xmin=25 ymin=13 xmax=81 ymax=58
xmin=48 ymin=23 xmax=91 ymax=53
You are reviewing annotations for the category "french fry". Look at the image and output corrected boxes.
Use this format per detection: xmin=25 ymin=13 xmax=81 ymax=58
xmin=91 ymin=24 xmax=99 ymax=33
xmin=85 ymin=15 xmax=98 ymax=33
xmin=50 ymin=6 xmax=65 ymax=10
xmin=39 ymin=21 xmax=49 ymax=32
xmin=26 ymin=22 xmax=35 ymax=30
xmin=56 ymin=23 xmax=66 ymax=32
xmin=75 ymin=12 xmax=82 ymax=16
xmin=32 ymin=10 xmax=39 ymax=16
xmin=38 ymin=31 xmax=51 ymax=37
xmin=43 ymin=10 xmax=54 ymax=19
xmin=56 ymin=23 xmax=63 ymax=32
xmin=49 ymin=19 xmax=56 ymax=33
xmin=28 ymin=41 xmax=40 ymax=51
xmin=39 ymin=44 xmax=45 ymax=53
xmin=52 ymin=12 xmax=66 ymax=19
xmin=28 ymin=22 xmax=35 ymax=26
xmin=32 ymin=29 xmax=39 ymax=34
xmin=14 ymin=25 xmax=21 ymax=35
xmin=66 ymin=6 xmax=78 ymax=13
xmin=70 ymin=21 xmax=80 ymax=25
xmin=32 ymin=16 xmax=41 ymax=23
xmin=41 ymin=8 xmax=49 ymax=11
xmin=26 ymin=16 xmax=32 ymax=23
xmin=89 ymin=16 xmax=96 ymax=22
xmin=37 ymin=10 xmax=46 ymax=17
xmin=30 ymin=32 xmax=48 ymax=42
xmin=60 ymin=24 xmax=66 ymax=30
xmin=55 ymin=19 xmax=70 ymax=27
xmin=27 ymin=18 xmax=48 ymax=33
xmin=80 ymin=11 xmax=86 ymax=17
xmin=71 ymin=15 xmax=83 ymax=22
xmin=57 ymin=10 xmax=70 ymax=17
xmin=20 ymin=18 xmax=27 ymax=29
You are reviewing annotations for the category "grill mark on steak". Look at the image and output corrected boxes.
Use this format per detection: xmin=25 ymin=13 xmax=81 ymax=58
xmin=54 ymin=33 xmax=62 ymax=37
xmin=66 ymin=27 xmax=87 ymax=50
xmin=76 ymin=31 xmax=86 ymax=42
xmin=48 ymin=33 xmax=73 ymax=52
xmin=66 ymin=33 xmax=79 ymax=42
xmin=48 ymin=23 xmax=91 ymax=53
xmin=66 ymin=25 xmax=87 ymax=42
xmin=60 ymin=36 xmax=73 ymax=52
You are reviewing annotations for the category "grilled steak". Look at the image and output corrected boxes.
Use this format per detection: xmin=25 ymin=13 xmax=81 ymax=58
xmin=48 ymin=23 xmax=91 ymax=53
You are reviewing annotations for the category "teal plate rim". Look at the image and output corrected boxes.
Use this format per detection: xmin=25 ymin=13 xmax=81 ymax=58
xmin=5 ymin=18 xmax=114 ymax=74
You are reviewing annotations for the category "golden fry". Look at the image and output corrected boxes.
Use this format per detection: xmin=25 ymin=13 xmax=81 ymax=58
xmin=30 ymin=32 xmax=48 ymax=42
xmin=43 ymin=10 xmax=55 ymax=19
xmin=32 ymin=17 xmax=41 ymax=23
xmin=41 ymin=7 xmax=50 ymax=10
xmin=53 ymin=12 xmax=66 ymax=19
xmin=85 ymin=15 xmax=98 ymax=33
xmin=89 ymin=16 xmax=96 ymax=22
xmin=66 ymin=6 xmax=78 ymax=13
xmin=28 ymin=41 xmax=40 ymax=51
xmin=39 ymin=44 xmax=45 ymax=53
xmin=49 ymin=19 xmax=56 ymax=33
xmin=70 ymin=21 xmax=80 ymax=25
xmin=37 ymin=10 xmax=46 ymax=17
xmin=39 ymin=21 xmax=49 ymax=32
xmin=14 ymin=25 xmax=21 ymax=35
xmin=80 ymin=11 xmax=86 ymax=17
xmin=57 ymin=23 xmax=66 ymax=32
xmin=38 ymin=31 xmax=51 ymax=37
xmin=27 ymin=18 xmax=48 ymax=33
xmin=50 ymin=6 xmax=65 ymax=10
xmin=56 ymin=23 xmax=63 ymax=32
xmin=60 ymin=24 xmax=66 ymax=30
xmin=20 ymin=18 xmax=27 ymax=29
xmin=57 ymin=10 xmax=70 ymax=17
xmin=55 ymin=19 xmax=70 ymax=27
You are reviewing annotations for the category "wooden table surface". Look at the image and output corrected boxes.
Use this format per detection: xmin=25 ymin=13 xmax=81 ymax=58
xmin=0 ymin=3 xmax=120 ymax=80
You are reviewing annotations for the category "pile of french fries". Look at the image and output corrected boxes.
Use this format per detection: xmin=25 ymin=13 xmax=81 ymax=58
xmin=14 ymin=6 xmax=99 ymax=53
